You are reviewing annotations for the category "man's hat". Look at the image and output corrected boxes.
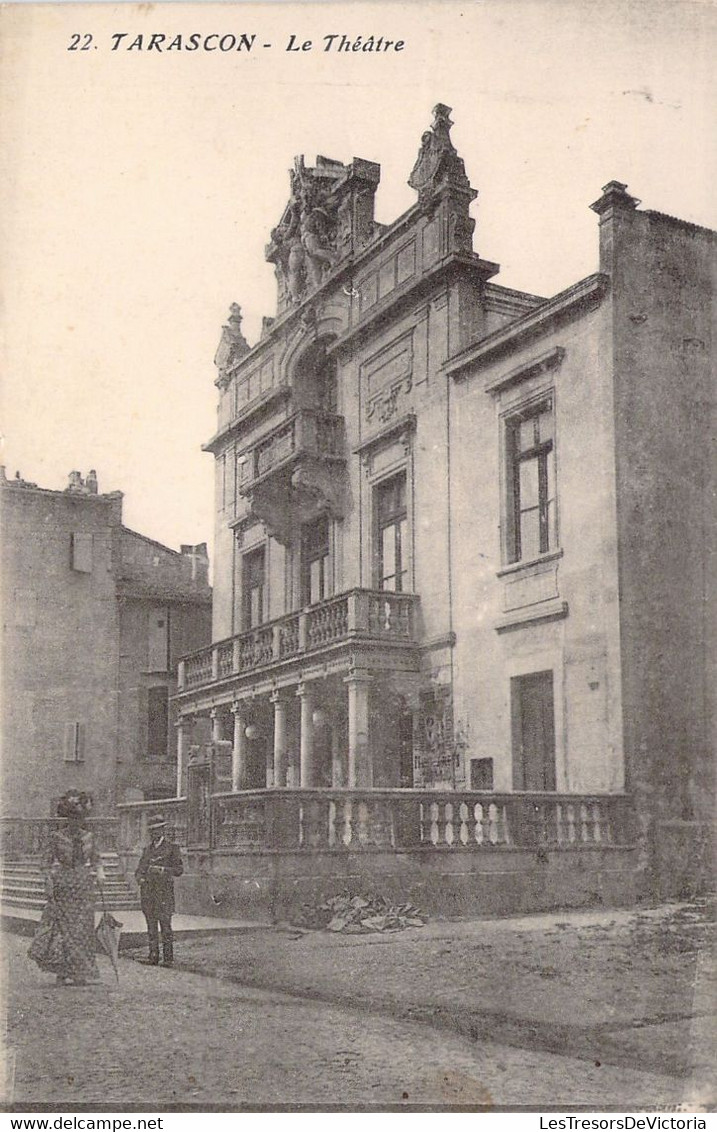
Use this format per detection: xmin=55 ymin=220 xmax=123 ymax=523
xmin=148 ymin=814 xmax=167 ymax=831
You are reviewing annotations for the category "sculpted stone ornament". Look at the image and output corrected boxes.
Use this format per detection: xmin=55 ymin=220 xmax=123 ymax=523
xmin=408 ymin=104 xmax=475 ymax=207
xmin=214 ymin=303 xmax=250 ymax=387
xmin=266 ymin=154 xmax=379 ymax=313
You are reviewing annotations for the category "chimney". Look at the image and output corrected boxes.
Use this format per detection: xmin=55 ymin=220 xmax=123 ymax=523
xmin=86 ymin=469 xmax=98 ymax=494
xmin=181 ymin=542 xmax=209 ymax=584
xmin=67 ymin=470 xmax=83 ymax=493
xmin=589 ymin=180 xmax=640 ymax=278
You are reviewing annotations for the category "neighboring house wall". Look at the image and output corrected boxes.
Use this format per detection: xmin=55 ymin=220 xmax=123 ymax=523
xmin=597 ymin=194 xmax=715 ymax=866
xmin=0 ymin=485 xmax=122 ymax=816
xmin=0 ymin=476 xmax=212 ymax=815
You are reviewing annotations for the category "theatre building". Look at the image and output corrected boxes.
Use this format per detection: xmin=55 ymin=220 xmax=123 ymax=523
xmin=118 ymin=106 xmax=713 ymax=916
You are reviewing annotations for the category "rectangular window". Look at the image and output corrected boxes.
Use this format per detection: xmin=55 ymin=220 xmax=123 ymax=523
xmin=301 ymin=518 xmax=330 ymax=606
xmin=375 ymin=473 xmax=408 ymax=592
xmin=510 ymin=671 xmax=556 ymax=791
xmin=505 ymin=398 xmax=556 ymax=564
xmin=147 ymin=687 xmax=169 ymax=761
xmin=242 ymin=547 xmax=266 ymax=629
xmin=70 ymin=532 xmax=93 ymax=573
xmin=63 ymin=721 xmax=85 ymax=763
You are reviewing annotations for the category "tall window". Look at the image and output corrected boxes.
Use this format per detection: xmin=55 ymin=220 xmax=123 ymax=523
xmin=506 ymin=398 xmax=556 ymax=563
xmin=147 ymin=686 xmax=169 ymax=761
xmin=301 ymin=518 xmax=330 ymax=606
xmin=375 ymin=473 xmax=408 ymax=592
xmin=242 ymin=547 xmax=265 ymax=629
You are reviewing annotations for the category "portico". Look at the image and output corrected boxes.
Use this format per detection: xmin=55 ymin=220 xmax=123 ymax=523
xmin=174 ymin=588 xmax=420 ymax=797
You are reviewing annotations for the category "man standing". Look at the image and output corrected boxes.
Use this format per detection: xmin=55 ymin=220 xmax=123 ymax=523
xmin=135 ymin=814 xmax=184 ymax=967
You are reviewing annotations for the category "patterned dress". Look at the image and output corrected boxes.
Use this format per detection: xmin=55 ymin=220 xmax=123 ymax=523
xmin=33 ymin=827 xmax=100 ymax=983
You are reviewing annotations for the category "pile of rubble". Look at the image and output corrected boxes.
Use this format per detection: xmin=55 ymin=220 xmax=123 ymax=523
xmin=294 ymin=893 xmax=426 ymax=934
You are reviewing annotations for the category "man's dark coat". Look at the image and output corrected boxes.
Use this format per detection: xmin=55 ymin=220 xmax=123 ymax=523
xmin=135 ymin=837 xmax=184 ymax=919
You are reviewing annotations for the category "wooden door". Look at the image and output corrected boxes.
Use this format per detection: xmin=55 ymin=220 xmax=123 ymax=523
xmin=511 ymin=671 xmax=556 ymax=791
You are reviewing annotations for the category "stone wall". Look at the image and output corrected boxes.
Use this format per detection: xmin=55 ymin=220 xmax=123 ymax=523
xmin=121 ymin=844 xmax=639 ymax=922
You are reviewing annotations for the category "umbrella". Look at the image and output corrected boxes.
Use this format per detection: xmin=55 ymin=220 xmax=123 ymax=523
xmin=95 ymin=890 xmax=123 ymax=983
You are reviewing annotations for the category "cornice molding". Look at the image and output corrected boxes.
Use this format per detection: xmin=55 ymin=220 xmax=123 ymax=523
xmin=445 ymin=273 xmax=608 ymax=383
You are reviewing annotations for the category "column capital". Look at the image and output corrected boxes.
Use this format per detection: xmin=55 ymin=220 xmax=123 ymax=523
xmin=209 ymin=707 xmax=219 ymax=720
xmin=344 ymin=667 xmax=373 ymax=686
xmin=270 ymin=688 xmax=291 ymax=705
xmin=175 ymin=713 xmax=194 ymax=730
xmin=230 ymin=700 xmax=244 ymax=716
xmin=296 ymin=681 xmax=315 ymax=699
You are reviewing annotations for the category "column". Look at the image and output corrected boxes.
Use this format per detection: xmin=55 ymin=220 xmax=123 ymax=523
xmin=230 ymin=701 xmax=247 ymax=792
xmin=175 ymin=716 xmax=191 ymax=798
xmin=271 ymin=692 xmax=289 ymax=788
xmin=331 ymin=723 xmax=345 ymax=788
xmin=210 ymin=708 xmax=223 ymax=744
xmin=345 ymin=668 xmax=373 ymax=788
xmin=296 ymin=682 xmax=315 ymax=787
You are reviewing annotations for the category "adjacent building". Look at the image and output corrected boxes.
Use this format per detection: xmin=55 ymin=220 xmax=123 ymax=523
xmin=128 ymin=105 xmax=712 ymax=909
xmin=1 ymin=468 xmax=212 ymax=817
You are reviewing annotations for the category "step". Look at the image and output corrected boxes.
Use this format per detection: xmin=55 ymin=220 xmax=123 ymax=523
xmin=1 ymin=894 xmax=139 ymax=910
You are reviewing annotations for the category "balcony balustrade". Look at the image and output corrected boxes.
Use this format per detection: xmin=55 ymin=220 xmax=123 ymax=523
xmin=238 ymin=409 xmax=345 ymax=493
xmin=180 ymin=589 xmax=419 ymax=691
xmin=117 ymin=790 xmax=634 ymax=855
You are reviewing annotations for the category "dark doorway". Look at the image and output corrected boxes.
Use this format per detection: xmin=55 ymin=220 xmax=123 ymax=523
xmin=511 ymin=670 xmax=556 ymax=791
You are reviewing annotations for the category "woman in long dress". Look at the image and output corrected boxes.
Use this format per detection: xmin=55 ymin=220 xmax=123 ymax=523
xmin=30 ymin=790 xmax=105 ymax=985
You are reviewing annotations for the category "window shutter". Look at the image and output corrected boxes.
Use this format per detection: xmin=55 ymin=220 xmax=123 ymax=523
xmin=63 ymin=722 xmax=76 ymax=762
xmin=63 ymin=721 xmax=85 ymax=762
xmin=71 ymin=533 xmax=93 ymax=573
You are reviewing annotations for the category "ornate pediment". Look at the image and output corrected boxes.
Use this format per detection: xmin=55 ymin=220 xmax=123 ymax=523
xmin=266 ymin=155 xmax=380 ymax=314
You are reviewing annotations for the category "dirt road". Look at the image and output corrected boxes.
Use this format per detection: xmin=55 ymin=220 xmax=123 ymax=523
xmin=2 ymin=932 xmax=693 ymax=1111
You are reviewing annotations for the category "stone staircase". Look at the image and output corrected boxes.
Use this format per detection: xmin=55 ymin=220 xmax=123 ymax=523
xmin=1 ymin=853 xmax=140 ymax=912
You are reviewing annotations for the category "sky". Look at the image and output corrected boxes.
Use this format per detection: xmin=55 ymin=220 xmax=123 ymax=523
xmin=1 ymin=0 xmax=715 ymax=562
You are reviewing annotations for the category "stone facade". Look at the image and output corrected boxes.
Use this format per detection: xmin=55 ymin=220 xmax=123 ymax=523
xmin=0 ymin=470 xmax=212 ymax=816
xmin=174 ymin=107 xmax=714 ymax=897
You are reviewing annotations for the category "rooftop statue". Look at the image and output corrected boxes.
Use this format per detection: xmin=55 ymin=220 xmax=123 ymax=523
xmin=408 ymin=103 xmax=474 ymax=206
xmin=214 ymin=303 xmax=250 ymax=387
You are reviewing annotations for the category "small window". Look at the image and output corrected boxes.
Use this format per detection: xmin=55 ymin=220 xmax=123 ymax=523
xmin=375 ymin=473 xmax=408 ymax=592
xmin=63 ymin=722 xmax=85 ymax=763
xmin=71 ymin=532 xmax=93 ymax=573
xmin=301 ymin=518 xmax=330 ymax=606
xmin=470 ymin=758 xmax=494 ymax=790
xmin=505 ymin=398 xmax=556 ymax=564
xmin=242 ymin=547 xmax=266 ymax=629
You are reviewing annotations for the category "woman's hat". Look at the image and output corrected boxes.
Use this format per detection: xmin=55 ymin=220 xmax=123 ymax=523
xmin=56 ymin=790 xmax=93 ymax=820
xmin=148 ymin=814 xmax=167 ymax=831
